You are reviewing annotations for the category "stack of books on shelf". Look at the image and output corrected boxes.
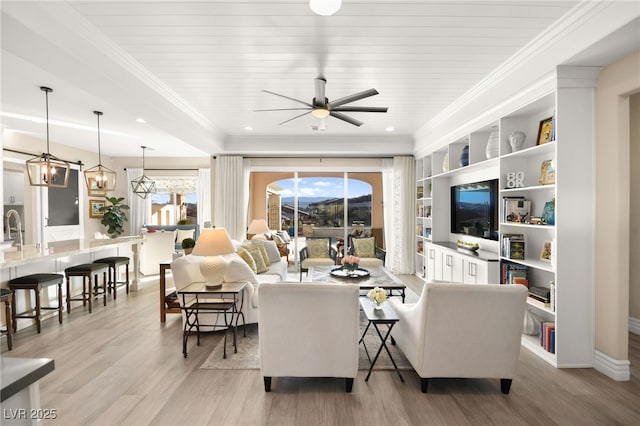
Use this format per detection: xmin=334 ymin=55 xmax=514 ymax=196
xmin=540 ymin=321 xmax=556 ymax=354
xmin=502 ymin=233 xmax=525 ymax=260
xmin=501 ymin=261 xmax=529 ymax=287
xmin=502 ymin=197 xmax=531 ymax=223
xmin=417 ymin=187 xmax=424 ymax=199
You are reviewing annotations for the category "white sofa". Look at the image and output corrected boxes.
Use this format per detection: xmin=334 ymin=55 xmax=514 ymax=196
xmin=140 ymin=230 xmax=176 ymax=275
xmin=389 ymin=282 xmax=527 ymax=394
xmin=258 ymin=282 xmax=360 ymax=392
xmin=170 ymin=240 xmax=287 ymax=327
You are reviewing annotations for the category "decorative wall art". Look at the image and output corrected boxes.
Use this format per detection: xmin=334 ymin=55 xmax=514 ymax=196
xmin=89 ymin=199 xmax=105 ymax=218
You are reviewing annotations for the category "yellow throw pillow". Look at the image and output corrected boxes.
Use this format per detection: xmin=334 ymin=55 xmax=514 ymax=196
xmin=306 ymin=239 xmax=330 ymax=258
xmin=242 ymin=244 xmax=268 ymax=274
xmin=253 ymin=242 xmax=271 ymax=266
xmin=353 ymin=237 xmax=375 ymax=258
xmin=237 ymin=247 xmax=257 ymax=273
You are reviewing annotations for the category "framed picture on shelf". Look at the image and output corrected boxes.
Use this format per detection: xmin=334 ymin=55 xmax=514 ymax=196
xmin=540 ymin=240 xmax=553 ymax=262
xmin=89 ymin=199 xmax=105 ymax=218
xmin=537 ymin=117 xmax=554 ymax=145
xmin=541 ymin=199 xmax=555 ymax=225
xmin=539 ymin=159 xmax=555 ymax=185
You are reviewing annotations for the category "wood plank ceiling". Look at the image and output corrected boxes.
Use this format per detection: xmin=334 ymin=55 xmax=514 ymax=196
xmin=1 ymin=1 xmax=580 ymax=156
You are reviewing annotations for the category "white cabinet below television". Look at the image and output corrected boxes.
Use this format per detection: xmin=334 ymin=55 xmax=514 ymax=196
xmin=422 ymin=241 xmax=499 ymax=284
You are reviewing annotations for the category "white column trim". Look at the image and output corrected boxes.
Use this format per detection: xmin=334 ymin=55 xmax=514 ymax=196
xmin=593 ymin=350 xmax=630 ymax=381
xmin=629 ymin=317 xmax=640 ymax=335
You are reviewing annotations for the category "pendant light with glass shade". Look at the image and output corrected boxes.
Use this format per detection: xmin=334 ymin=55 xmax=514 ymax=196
xmin=130 ymin=146 xmax=156 ymax=199
xmin=84 ymin=111 xmax=117 ymax=195
xmin=26 ymin=86 xmax=70 ymax=188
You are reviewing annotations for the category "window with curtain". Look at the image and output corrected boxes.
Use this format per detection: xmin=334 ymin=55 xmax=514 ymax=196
xmin=149 ymin=177 xmax=198 ymax=225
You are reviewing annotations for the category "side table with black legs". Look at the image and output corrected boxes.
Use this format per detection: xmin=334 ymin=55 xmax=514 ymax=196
xmin=359 ymin=298 xmax=404 ymax=383
xmin=178 ymin=281 xmax=247 ymax=358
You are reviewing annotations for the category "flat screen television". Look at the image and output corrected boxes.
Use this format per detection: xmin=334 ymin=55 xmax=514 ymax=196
xmin=450 ymin=179 xmax=499 ymax=241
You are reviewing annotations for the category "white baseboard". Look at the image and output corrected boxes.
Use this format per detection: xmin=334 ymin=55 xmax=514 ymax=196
xmin=594 ymin=350 xmax=630 ymax=381
xmin=629 ymin=317 xmax=640 ymax=335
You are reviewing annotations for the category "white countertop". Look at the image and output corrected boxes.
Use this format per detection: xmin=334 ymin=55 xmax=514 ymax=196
xmin=0 ymin=236 xmax=143 ymax=268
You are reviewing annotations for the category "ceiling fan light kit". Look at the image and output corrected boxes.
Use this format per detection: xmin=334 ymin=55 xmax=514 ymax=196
xmin=84 ymin=110 xmax=117 ymax=195
xmin=26 ymin=86 xmax=71 ymax=188
xmin=258 ymin=77 xmax=388 ymax=128
xmin=309 ymin=0 xmax=341 ymax=16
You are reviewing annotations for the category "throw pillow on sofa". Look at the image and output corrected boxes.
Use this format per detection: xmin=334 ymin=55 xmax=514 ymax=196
xmin=243 ymin=244 xmax=268 ymax=274
xmin=260 ymin=240 xmax=282 ymax=264
xmin=176 ymin=228 xmax=195 ymax=244
xmin=237 ymin=247 xmax=257 ymax=273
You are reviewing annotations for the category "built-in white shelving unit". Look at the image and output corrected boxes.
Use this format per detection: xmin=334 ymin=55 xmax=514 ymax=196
xmin=414 ymin=67 xmax=597 ymax=368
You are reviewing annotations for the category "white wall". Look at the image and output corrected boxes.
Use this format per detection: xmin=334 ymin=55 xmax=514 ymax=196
xmin=630 ymin=93 xmax=640 ymax=323
xmin=595 ymin=50 xmax=640 ymax=360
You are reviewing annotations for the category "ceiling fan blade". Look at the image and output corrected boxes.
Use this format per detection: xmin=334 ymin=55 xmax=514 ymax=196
xmin=262 ymin=90 xmax=313 ymax=107
xmin=331 ymin=106 xmax=388 ymax=113
xmin=314 ymin=77 xmax=326 ymax=106
xmin=330 ymin=111 xmax=363 ymax=127
xmin=254 ymin=108 xmax=311 ymax=112
xmin=329 ymin=88 xmax=379 ymax=108
xmin=279 ymin=111 xmax=311 ymax=125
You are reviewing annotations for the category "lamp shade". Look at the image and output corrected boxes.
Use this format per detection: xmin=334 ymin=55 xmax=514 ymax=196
xmin=247 ymin=219 xmax=270 ymax=236
xmin=192 ymin=228 xmax=235 ymax=256
xmin=192 ymin=228 xmax=235 ymax=289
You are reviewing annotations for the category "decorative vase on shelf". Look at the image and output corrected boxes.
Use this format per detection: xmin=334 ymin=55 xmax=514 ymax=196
xmin=508 ymin=131 xmax=526 ymax=152
xmin=442 ymin=151 xmax=449 ymax=172
xmin=459 ymin=144 xmax=469 ymax=167
xmin=485 ymin=131 xmax=500 ymax=159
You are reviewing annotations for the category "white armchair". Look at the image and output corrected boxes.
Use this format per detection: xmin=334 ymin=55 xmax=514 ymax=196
xmin=258 ymin=282 xmax=360 ymax=392
xmin=388 ymin=282 xmax=527 ymax=394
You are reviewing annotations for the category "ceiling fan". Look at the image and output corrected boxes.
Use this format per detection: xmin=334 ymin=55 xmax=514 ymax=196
xmin=256 ymin=77 xmax=388 ymax=128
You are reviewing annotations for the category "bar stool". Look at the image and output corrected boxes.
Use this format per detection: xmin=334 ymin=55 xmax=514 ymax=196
xmin=93 ymin=256 xmax=130 ymax=299
xmin=8 ymin=273 xmax=64 ymax=334
xmin=1 ymin=288 xmax=13 ymax=350
xmin=64 ymin=263 xmax=109 ymax=314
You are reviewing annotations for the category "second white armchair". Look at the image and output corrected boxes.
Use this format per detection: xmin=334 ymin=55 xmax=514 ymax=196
xmin=388 ymin=282 xmax=527 ymax=394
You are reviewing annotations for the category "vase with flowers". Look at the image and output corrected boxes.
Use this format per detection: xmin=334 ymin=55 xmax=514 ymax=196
xmin=341 ymin=255 xmax=361 ymax=275
xmin=367 ymin=286 xmax=387 ymax=310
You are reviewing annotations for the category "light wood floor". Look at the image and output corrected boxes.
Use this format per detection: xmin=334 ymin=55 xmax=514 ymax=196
xmin=2 ymin=276 xmax=640 ymax=426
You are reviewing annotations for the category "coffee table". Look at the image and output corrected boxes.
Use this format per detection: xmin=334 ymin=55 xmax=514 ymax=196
xmin=309 ymin=266 xmax=407 ymax=302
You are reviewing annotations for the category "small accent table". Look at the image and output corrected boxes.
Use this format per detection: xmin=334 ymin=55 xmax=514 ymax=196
xmin=178 ymin=281 xmax=247 ymax=358
xmin=359 ymin=298 xmax=404 ymax=383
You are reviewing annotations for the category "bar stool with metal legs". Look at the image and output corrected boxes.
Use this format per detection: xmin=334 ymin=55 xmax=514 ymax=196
xmin=1 ymin=288 xmax=14 ymax=350
xmin=8 ymin=273 xmax=64 ymax=334
xmin=93 ymin=256 xmax=130 ymax=299
xmin=64 ymin=263 xmax=109 ymax=314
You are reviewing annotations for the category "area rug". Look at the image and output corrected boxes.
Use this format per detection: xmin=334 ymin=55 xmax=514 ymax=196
xmin=200 ymin=315 xmax=413 ymax=371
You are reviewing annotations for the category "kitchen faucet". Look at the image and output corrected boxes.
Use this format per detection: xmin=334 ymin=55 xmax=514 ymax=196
xmin=6 ymin=209 xmax=23 ymax=251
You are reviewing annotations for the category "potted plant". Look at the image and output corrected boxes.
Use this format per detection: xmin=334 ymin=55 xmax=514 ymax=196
xmin=181 ymin=237 xmax=196 ymax=255
xmin=177 ymin=219 xmax=193 ymax=225
xmin=100 ymin=196 xmax=130 ymax=238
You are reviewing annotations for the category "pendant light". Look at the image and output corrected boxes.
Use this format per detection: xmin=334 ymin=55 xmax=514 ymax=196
xmin=84 ymin=111 xmax=117 ymax=195
xmin=26 ymin=86 xmax=70 ymax=188
xmin=130 ymin=146 xmax=156 ymax=199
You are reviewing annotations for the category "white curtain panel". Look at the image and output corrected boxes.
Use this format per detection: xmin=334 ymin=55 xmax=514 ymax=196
xmin=197 ymin=168 xmax=211 ymax=231
xmin=382 ymin=158 xmax=394 ymax=266
xmin=213 ymin=156 xmax=248 ymax=241
xmin=126 ymin=167 xmax=151 ymax=235
xmin=386 ymin=156 xmax=416 ymax=274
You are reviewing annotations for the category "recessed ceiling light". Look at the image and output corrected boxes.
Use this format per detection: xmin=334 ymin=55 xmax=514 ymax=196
xmin=136 ymin=117 xmax=146 ymax=124
xmin=244 ymin=126 xmax=253 ymax=131
xmin=309 ymin=0 xmax=341 ymax=16
xmin=385 ymin=126 xmax=395 ymax=132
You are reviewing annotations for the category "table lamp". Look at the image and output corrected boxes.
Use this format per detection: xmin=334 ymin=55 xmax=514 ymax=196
xmin=247 ymin=219 xmax=270 ymax=239
xmin=191 ymin=228 xmax=235 ymax=289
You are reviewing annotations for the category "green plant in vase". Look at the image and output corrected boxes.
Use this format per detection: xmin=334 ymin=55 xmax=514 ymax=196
xmin=100 ymin=196 xmax=129 ymax=238
xmin=181 ymin=237 xmax=196 ymax=254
